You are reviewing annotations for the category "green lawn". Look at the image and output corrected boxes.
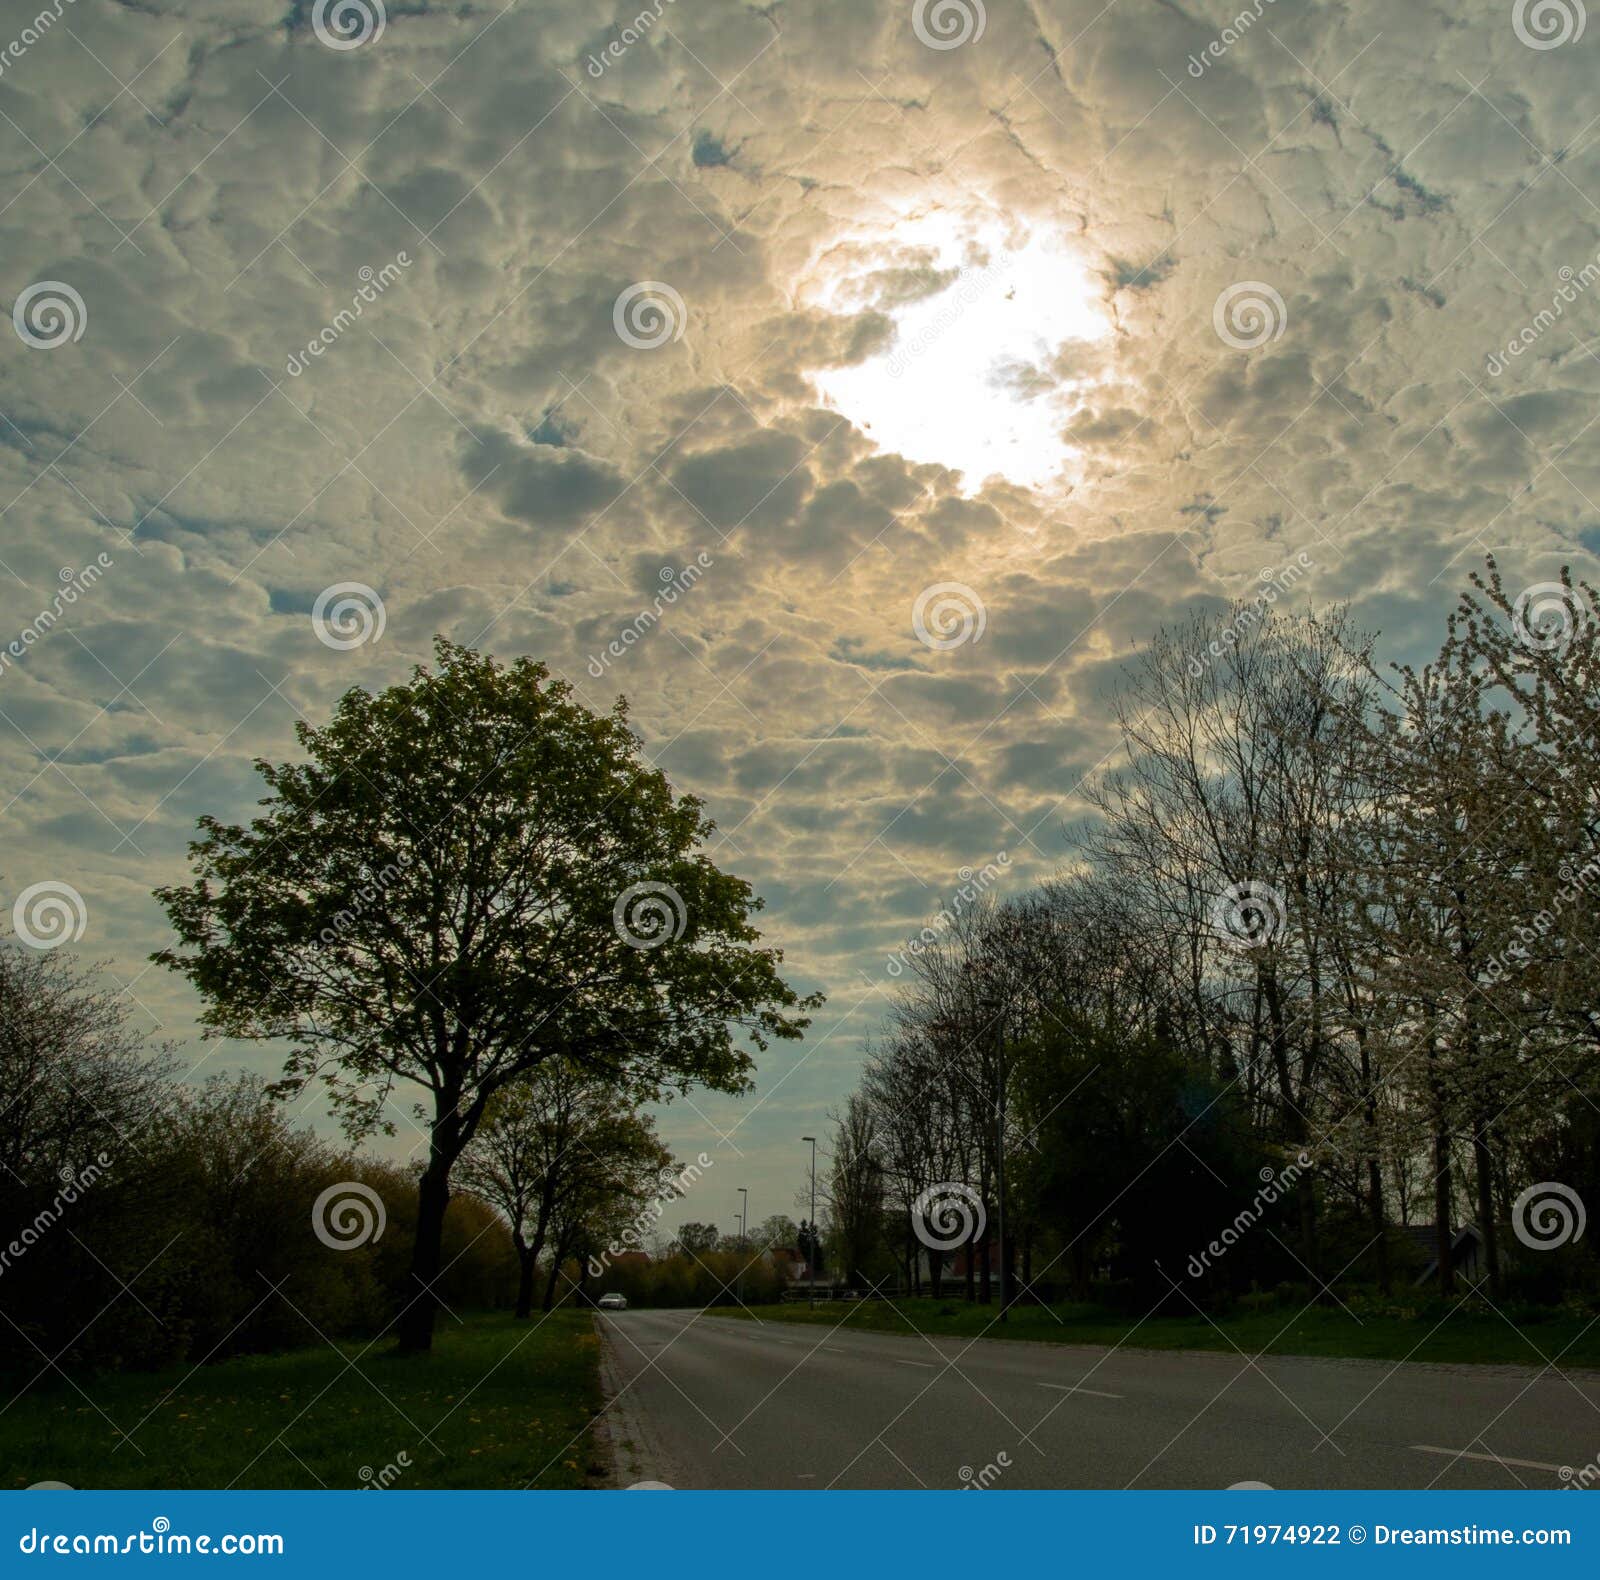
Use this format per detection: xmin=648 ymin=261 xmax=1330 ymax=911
xmin=3 ymin=1311 xmax=606 ymax=1491
xmin=710 ymin=1296 xmax=1600 ymax=1367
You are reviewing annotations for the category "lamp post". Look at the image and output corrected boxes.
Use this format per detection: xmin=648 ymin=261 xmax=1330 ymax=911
xmin=736 ymin=1187 xmax=748 ymax=1304
xmin=802 ymin=1136 xmax=817 ymax=1306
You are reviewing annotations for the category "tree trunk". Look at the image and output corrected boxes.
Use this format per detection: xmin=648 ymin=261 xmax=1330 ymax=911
xmin=397 ymin=1152 xmax=453 ymax=1353
xmin=514 ymin=1244 xmax=537 ymax=1320
xmin=1433 ymin=1127 xmax=1454 ymax=1298
xmin=1473 ymin=1125 xmax=1501 ymax=1297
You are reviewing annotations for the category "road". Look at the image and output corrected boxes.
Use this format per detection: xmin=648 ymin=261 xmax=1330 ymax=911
xmin=597 ymin=1307 xmax=1600 ymax=1490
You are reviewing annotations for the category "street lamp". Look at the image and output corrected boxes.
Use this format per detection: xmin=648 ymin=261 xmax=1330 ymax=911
xmin=802 ymin=1136 xmax=817 ymax=1307
xmin=737 ymin=1187 xmax=748 ymax=1304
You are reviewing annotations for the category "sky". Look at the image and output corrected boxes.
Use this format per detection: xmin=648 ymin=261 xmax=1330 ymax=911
xmin=3 ymin=0 xmax=1598 ymax=1239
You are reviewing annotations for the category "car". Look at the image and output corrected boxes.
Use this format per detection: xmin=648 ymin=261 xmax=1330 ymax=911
xmin=597 ymin=1292 xmax=628 ymax=1311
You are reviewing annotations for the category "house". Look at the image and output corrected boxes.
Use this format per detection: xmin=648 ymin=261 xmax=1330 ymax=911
xmin=1398 ymin=1223 xmax=1489 ymax=1286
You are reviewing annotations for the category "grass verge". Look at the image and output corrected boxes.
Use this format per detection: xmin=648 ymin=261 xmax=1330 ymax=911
xmin=3 ymin=1310 xmax=605 ymax=1490
xmin=708 ymin=1296 xmax=1600 ymax=1367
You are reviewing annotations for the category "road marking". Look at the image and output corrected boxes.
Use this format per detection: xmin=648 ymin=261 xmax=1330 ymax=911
xmin=1038 ymin=1382 xmax=1123 ymax=1400
xmin=1411 ymin=1445 xmax=1567 ymax=1475
xmin=891 ymin=1358 xmax=937 ymax=1368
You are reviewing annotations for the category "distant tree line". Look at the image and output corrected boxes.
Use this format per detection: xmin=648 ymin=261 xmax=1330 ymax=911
xmin=827 ymin=561 xmax=1600 ymax=1313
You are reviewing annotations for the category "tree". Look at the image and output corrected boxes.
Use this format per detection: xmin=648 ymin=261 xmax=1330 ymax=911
xmin=537 ymin=1105 xmax=672 ymax=1310
xmin=752 ymin=1212 xmax=798 ymax=1250
xmin=826 ymin=1093 xmax=886 ymax=1288
xmin=456 ymin=1060 xmax=662 ymax=1318
xmin=672 ymin=1221 xmax=721 ymax=1255
xmin=154 ymin=640 xmax=818 ymax=1352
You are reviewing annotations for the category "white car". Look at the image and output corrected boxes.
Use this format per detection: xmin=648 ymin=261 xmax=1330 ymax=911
xmin=597 ymin=1292 xmax=628 ymax=1311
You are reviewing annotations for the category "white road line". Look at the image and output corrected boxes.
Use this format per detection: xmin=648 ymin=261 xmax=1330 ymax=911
xmin=1038 ymin=1383 xmax=1124 ymax=1400
xmin=1411 ymin=1445 xmax=1567 ymax=1475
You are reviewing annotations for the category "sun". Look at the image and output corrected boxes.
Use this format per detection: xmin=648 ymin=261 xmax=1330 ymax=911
xmin=800 ymin=210 xmax=1111 ymax=494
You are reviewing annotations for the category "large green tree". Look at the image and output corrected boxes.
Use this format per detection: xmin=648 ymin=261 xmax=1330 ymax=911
xmin=154 ymin=639 xmax=816 ymax=1352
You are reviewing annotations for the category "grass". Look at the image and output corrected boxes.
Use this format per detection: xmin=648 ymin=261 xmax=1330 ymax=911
xmin=709 ymin=1295 xmax=1600 ymax=1368
xmin=2 ymin=1310 xmax=606 ymax=1491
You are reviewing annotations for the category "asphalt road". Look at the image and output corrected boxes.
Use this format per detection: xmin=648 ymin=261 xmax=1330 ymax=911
xmin=597 ymin=1307 xmax=1600 ymax=1490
